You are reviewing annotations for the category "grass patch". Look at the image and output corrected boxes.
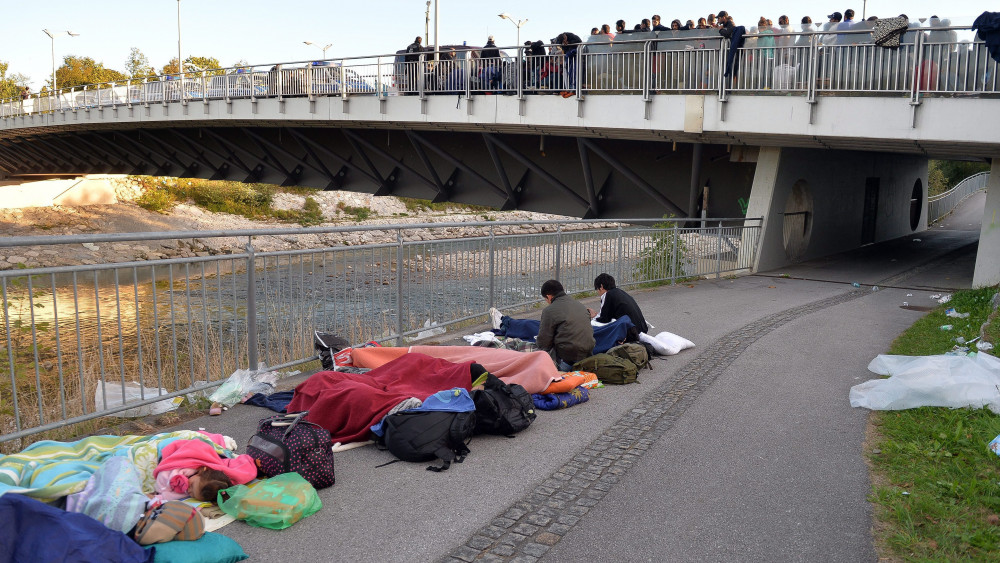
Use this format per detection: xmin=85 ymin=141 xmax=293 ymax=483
xmin=129 ymin=177 xmax=326 ymax=226
xmin=398 ymin=197 xmax=494 ymax=214
xmin=869 ymin=286 xmax=1000 ymax=561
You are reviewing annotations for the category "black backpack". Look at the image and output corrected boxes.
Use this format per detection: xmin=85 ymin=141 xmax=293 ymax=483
xmin=380 ymin=410 xmax=476 ymax=472
xmin=471 ymin=374 xmax=536 ymax=436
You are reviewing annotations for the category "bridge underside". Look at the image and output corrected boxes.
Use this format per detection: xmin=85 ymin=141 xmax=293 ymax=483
xmin=0 ymin=125 xmax=762 ymax=219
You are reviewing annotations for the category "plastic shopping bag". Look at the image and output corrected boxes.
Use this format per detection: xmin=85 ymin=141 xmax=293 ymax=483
xmin=218 ymin=473 xmax=321 ymax=530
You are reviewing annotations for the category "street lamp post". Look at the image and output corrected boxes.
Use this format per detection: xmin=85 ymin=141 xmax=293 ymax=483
xmin=177 ymin=0 xmax=182 ymax=76
xmin=498 ymin=13 xmax=528 ymax=48
xmin=303 ymin=41 xmax=333 ymax=59
xmin=42 ymin=29 xmax=79 ymax=94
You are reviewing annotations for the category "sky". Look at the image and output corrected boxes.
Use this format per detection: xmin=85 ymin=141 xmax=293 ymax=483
xmin=1 ymin=0 xmax=989 ymax=90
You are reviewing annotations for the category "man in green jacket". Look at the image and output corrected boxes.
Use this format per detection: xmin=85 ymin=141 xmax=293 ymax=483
xmin=536 ymin=279 xmax=596 ymax=370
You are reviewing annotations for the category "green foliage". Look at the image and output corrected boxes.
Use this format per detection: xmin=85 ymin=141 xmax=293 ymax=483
xmin=55 ymin=56 xmax=128 ymax=89
xmin=397 ymin=196 xmax=493 ymax=214
xmin=336 ymin=202 xmax=371 ymax=222
xmin=0 ymin=61 xmax=30 ymax=99
xmin=128 ymin=177 xmax=330 ymax=225
xmin=871 ymin=286 xmax=1000 ymax=560
xmin=124 ymin=48 xmax=154 ymax=79
xmin=928 ymin=160 xmax=990 ymax=197
xmin=160 ymin=56 xmax=224 ymax=76
xmin=634 ymin=216 xmax=691 ymax=282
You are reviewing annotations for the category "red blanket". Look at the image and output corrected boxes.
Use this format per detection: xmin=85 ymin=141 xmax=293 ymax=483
xmin=286 ymin=353 xmax=474 ymax=444
xmin=153 ymin=439 xmax=257 ymax=485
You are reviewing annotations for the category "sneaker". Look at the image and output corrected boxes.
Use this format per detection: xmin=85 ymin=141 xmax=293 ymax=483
xmin=489 ymin=307 xmax=503 ymax=330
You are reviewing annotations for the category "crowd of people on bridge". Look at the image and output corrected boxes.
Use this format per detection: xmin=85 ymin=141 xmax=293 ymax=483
xmin=399 ymin=8 xmax=999 ymax=95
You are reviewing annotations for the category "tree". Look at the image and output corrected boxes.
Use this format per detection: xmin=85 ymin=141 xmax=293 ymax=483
xmin=125 ymin=48 xmax=154 ymax=79
xmin=161 ymin=56 xmax=224 ymax=76
xmin=0 ymin=62 xmax=31 ymax=99
xmin=54 ymin=56 xmax=128 ymax=89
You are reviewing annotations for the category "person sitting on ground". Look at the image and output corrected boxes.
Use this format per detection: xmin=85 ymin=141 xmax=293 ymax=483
xmin=536 ymin=279 xmax=596 ymax=371
xmin=152 ymin=466 xmax=232 ymax=504
xmin=587 ymin=273 xmax=649 ymax=335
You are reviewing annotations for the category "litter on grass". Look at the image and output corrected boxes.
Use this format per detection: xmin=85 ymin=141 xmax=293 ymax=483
xmin=850 ymin=353 xmax=1000 ymax=413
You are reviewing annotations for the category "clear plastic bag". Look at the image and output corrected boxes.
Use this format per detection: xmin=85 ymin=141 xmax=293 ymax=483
xmin=218 ymin=473 xmax=322 ymax=530
xmin=850 ymin=353 xmax=1000 ymax=413
xmin=94 ymin=382 xmax=183 ymax=418
xmin=208 ymin=369 xmax=278 ymax=407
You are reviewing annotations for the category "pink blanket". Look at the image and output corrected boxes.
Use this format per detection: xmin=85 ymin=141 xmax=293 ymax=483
xmin=154 ymin=439 xmax=257 ymax=485
xmin=352 ymin=346 xmax=558 ymax=394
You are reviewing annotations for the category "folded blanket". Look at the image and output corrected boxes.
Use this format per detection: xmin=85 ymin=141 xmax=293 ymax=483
xmin=154 ymin=440 xmax=257 ymax=486
xmin=351 ymin=346 xmax=559 ymax=394
xmin=64 ymin=456 xmax=149 ymax=534
xmin=542 ymin=371 xmax=598 ymax=394
xmin=0 ymin=430 xmax=228 ymax=502
xmin=532 ymin=387 xmax=590 ymax=410
xmin=287 ymin=353 xmax=476 ymax=444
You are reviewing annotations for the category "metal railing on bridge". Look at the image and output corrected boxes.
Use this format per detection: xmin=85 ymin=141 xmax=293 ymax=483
xmin=0 ymin=217 xmax=760 ymax=446
xmin=2 ymin=24 xmax=997 ymax=119
xmin=927 ymin=171 xmax=991 ymax=223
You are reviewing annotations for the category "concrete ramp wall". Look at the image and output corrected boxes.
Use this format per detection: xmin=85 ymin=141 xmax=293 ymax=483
xmin=0 ymin=175 xmax=128 ymax=209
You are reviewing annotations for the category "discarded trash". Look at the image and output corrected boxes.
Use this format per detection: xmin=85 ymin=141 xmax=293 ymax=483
xmin=938 ymin=294 xmax=952 ymax=304
xmin=906 ymin=293 xmax=913 ymax=297
xmin=930 ymin=294 xmax=942 ymax=299
xmin=851 ymin=353 xmax=1000 ymax=413
xmin=980 ymin=341 xmax=996 ymax=352
xmin=940 ymin=325 xmax=953 ymax=331
xmin=94 ymin=382 xmax=183 ymax=418
xmin=209 ymin=369 xmax=278 ymax=408
xmin=902 ymin=302 xmax=909 ymax=306
xmin=871 ymin=286 xmax=880 ymax=292
xmin=956 ymin=336 xmax=967 ymax=344
xmin=945 ymin=308 xmax=970 ymax=319
xmin=902 ymin=491 xmax=910 ymax=496
xmin=913 ymin=238 xmax=922 ymax=242
xmin=990 ymin=434 xmax=1000 ymax=456
xmin=852 ymin=282 xmax=861 ymax=288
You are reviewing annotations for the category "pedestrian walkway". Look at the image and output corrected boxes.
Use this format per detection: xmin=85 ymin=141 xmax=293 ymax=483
xmin=161 ymin=198 xmax=983 ymax=562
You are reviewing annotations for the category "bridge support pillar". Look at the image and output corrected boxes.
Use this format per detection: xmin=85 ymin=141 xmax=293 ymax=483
xmin=973 ymin=158 xmax=1000 ymax=288
xmin=742 ymin=147 xmax=782 ymax=272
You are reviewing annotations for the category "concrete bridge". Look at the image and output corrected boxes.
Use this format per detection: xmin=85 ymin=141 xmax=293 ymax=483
xmin=1 ymin=27 xmax=998 ymax=285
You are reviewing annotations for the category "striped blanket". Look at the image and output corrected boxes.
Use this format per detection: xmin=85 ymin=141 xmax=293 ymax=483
xmin=0 ymin=430 xmax=229 ymax=501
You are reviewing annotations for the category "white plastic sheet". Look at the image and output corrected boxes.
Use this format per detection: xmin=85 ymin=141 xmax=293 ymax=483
xmin=850 ymin=353 xmax=1000 ymax=413
xmin=94 ymin=382 xmax=183 ymax=418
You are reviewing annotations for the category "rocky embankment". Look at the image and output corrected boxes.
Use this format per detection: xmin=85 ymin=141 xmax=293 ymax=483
xmin=0 ymin=190 xmax=588 ymax=269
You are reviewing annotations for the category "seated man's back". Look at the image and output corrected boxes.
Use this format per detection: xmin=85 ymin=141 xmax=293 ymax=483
xmin=537 ymin=281 xmax=596 ymax=369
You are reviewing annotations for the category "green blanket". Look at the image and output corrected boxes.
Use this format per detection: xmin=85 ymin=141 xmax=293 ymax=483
xmin=0 ymin=430 xmax=225 ymax=501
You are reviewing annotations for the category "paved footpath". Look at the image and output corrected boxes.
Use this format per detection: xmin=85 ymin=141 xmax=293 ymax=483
xmin=167 ymin=211 xmax=980 ymax=562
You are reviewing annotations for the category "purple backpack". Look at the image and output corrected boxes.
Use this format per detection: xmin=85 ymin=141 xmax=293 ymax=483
xmin=246 ymin=412 xmax=336 ymax=489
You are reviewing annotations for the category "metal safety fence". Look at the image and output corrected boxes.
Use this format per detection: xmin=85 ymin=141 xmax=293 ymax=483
xmin=928 ymin=171 xmax=991 ymax=223
xmin=0 ymin=217 xmax=760 ymax=446
xmin=2 ymin=24 xmax=996 ymax=119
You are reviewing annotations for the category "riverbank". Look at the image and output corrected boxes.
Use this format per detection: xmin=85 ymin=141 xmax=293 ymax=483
xmin=0 ymin=185 xmax=581 ymax=269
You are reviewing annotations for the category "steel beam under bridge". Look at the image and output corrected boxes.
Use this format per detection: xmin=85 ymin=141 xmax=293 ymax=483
xmin=0 ymin=125 xmax=760 ymax=219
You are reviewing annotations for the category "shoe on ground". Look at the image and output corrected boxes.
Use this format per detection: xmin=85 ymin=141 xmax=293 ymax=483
xmin=489 ymin=307 xmax=503 ymax=330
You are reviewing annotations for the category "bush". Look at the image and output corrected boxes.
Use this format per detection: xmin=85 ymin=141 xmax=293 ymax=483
xmin=634 ymin=216 xmax=691 ymax=283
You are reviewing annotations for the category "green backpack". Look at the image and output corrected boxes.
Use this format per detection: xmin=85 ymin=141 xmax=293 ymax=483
xmin=572 ymin=353 xmax=638 ymax=385
xmin=606 ymin=343 xmax=651 ymax=371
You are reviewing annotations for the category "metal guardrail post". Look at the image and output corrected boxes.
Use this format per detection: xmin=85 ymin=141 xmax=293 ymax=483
xmin=465 ymin=56 xmax=472 ymax=100
xmin=671 ymin=222 xmax=679 ymax=283
xmin=488 ymin=226 xmax=496 ymax=311
xmin=245 ymin=238 xmax=259 ymax=370
xmin=516 ymin=46 xmax=524 ymax=100
xmin=276 ymin=64 xmax=284 ymax=99
xmin=306 ymin=65 xmax=314 ymax=100
xmin=911 ymin=32 xmax=924 ymax=105
xmin=716 ymin=220 xmax=724 ymax=278
xmin=377 ymin=56 xmax=384 ymax=98
xmin=339 ymin=61 xmax=347 ymax=101
xmin=807 ymin=34 xmax=818 ymax=103
xmin=418 ymin=55 xmax=426 ymax=99
xmin=396 ymin=229 xmax=405 ymax=346
xmin=555 ymin=226 xmax=562 ymax=281
xmin=617 ymin=226 xmax=624 ymax=281
xmin=575 ymin=47 xmax=583 ymax=99
xmin=642 ymin=42 xmax=651 ymax=101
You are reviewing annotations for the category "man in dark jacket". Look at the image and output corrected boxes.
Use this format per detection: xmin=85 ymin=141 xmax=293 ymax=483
xmin=404 ymin=36 xmax=424 ymax=94
xmin=587 ymin=273 xmax=649 ymax=334
xmin=536 ymin=279 xmax=596 ymax=370
xmin=480 ymin=36 xmax=502 ymax=90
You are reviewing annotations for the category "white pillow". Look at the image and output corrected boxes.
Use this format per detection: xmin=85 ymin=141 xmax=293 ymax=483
xmin=640 ymin=331 xmax=696 ymax=356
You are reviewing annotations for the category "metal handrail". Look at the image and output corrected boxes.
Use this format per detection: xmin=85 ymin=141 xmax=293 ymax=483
xmin=928 ymin=171 xmax=990 ymax=223
xmin=2 ymin=25 xmax=994 ymax=120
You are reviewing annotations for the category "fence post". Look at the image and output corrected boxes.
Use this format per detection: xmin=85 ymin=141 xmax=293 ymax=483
xmin=245 ymin=238 xmax=259 ymax=370
xmin=516 ymin=46 xmax=524 ymax=100
xmin=555 ymin=226 xmax=562 ymax=281
xmin=617 ymin=225 xmax=624 ymax=281
xmin=396 ymin=229 xmax=405 ymax=346
xmin=671 ymin=222 xmax=679 ymax=283
xmin=716 ymin=220 xmax=724 ymax=278
xmin=575 ymin=46 xmax=583 ymax=99
xmin=488 ymin=225 xmax=496 ymax=312
xmin=807 ymin=33 xmax=818 ymax=104
xmin=377 ymin=56 xmax=384 ymax=98
xmin=418 ymin=54 xmax=426 ymax=99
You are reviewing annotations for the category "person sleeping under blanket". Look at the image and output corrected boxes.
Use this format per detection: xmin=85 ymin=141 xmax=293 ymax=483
xmin=490 ymin=312 xmax=636 ymax=353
